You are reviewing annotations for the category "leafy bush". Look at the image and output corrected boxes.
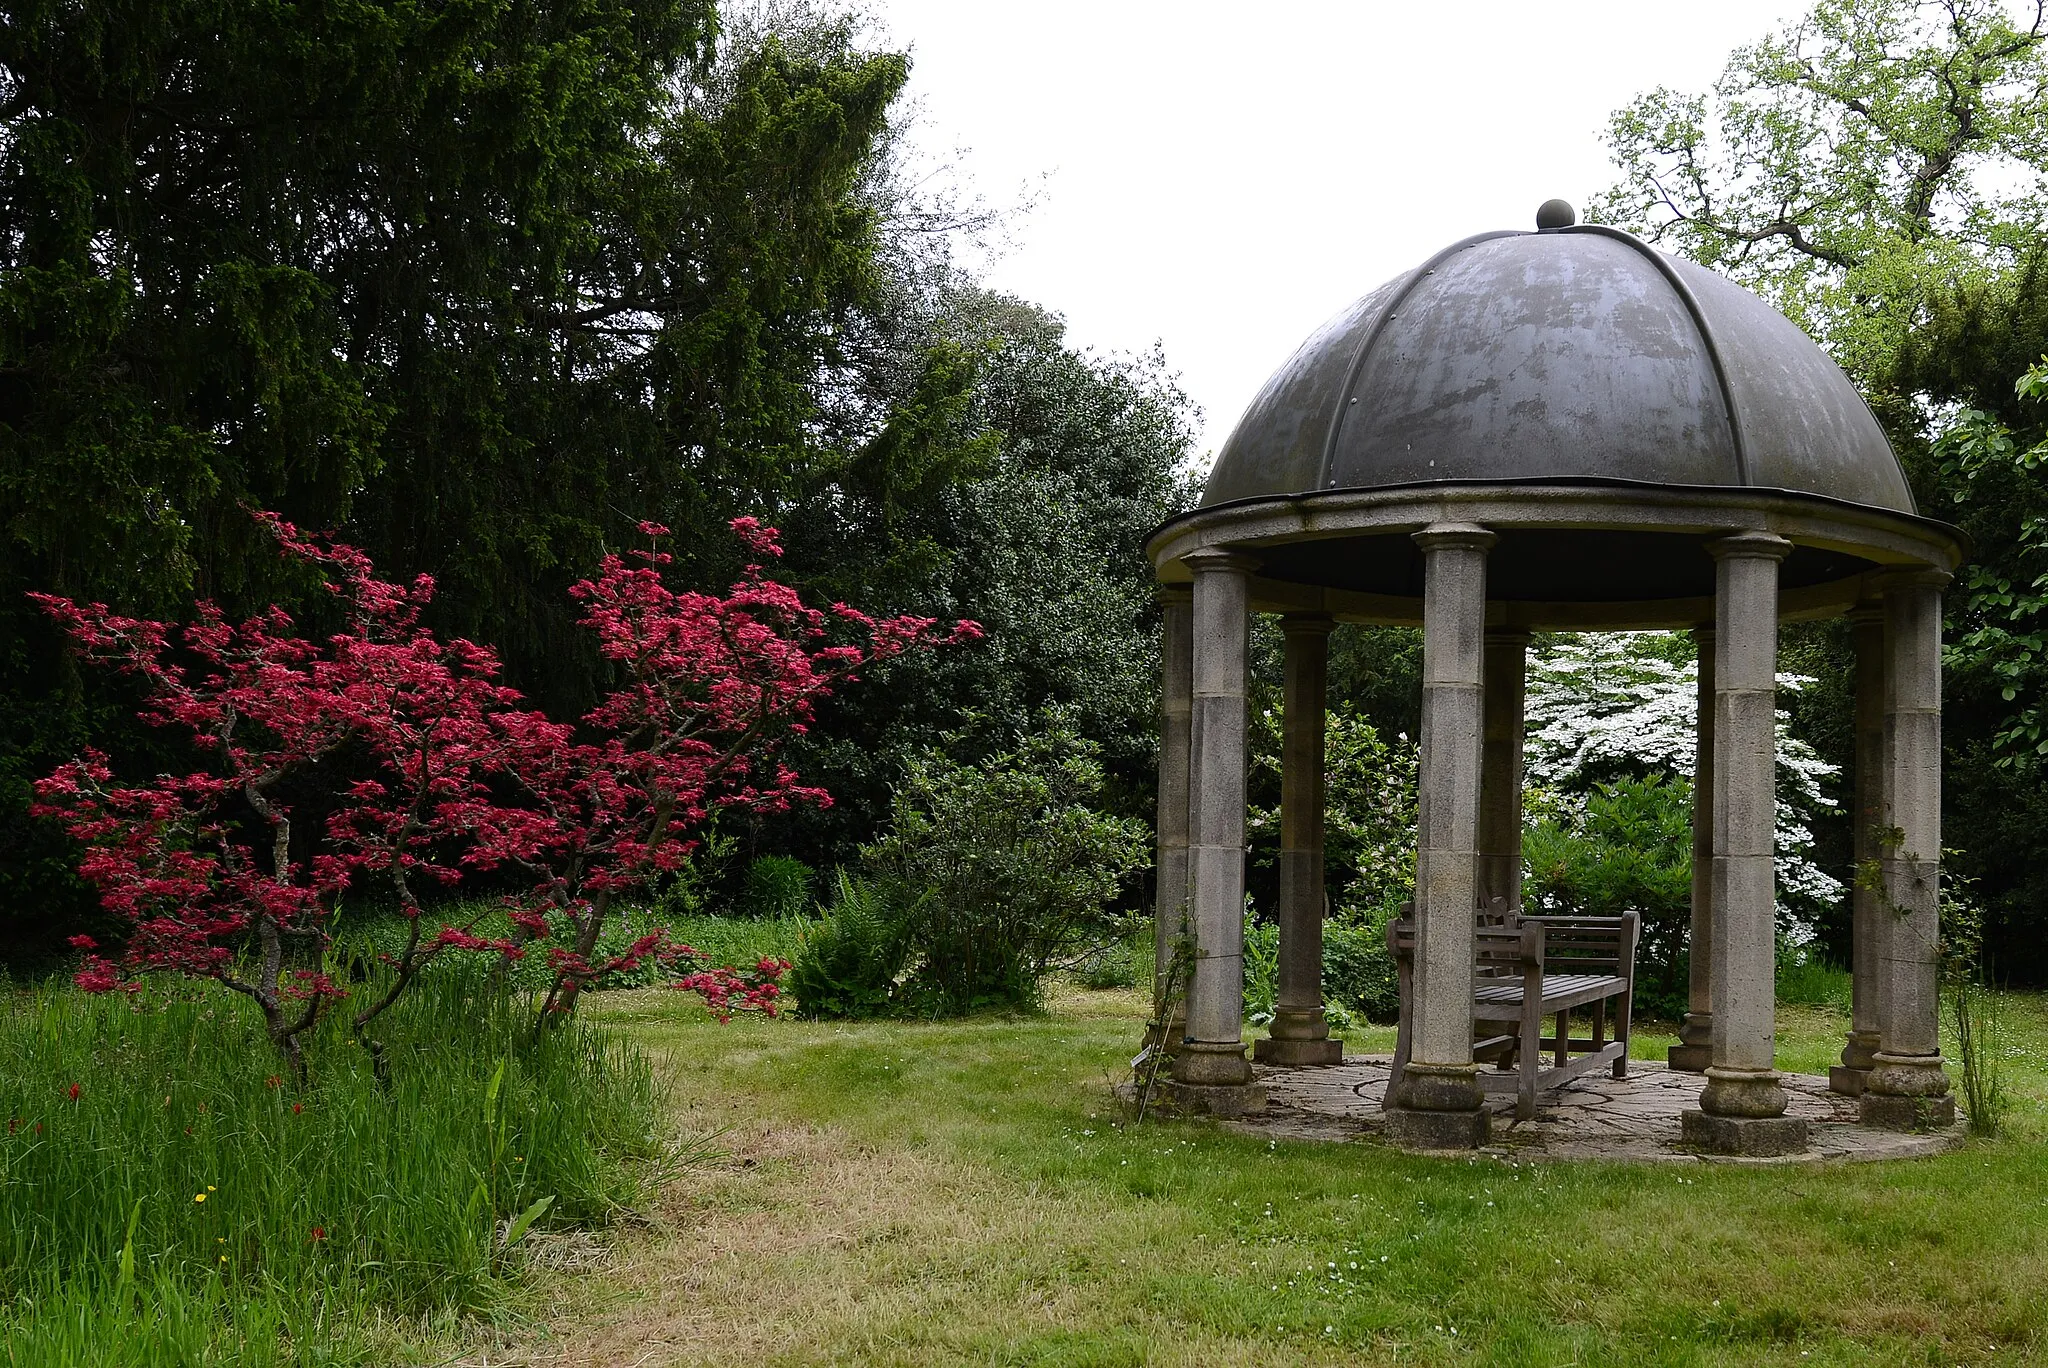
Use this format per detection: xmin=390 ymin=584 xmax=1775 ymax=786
xmin=1074 ymin=919 xmax=1146 ymax=990
xmin=1241 ymin=902 xmax=1390 ymax=1030
xmin=1324 ymin=902 xmax=1402 ymax=1023
xmin=1522 ymin=775 xmax=1693 ymax=1018
xmin=1249 ymin=706 xmax=1418 ymax=913
xmin=0 ymin=962 xmax=660 ymax=1360
xmin=1524 ymin=631 xmax=1842 ymax=941
xmin=867 ymin=720 xmax=1150 ymax=1015
xmin=742 ymin=855 xmax=815 ymax=921
xmin=786 ymin=873 xmax=907 ymax=1020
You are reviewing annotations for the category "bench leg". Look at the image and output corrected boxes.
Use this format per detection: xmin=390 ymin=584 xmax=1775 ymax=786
xmin=1519 ymin=996 xmax=1540 ymax=1121
xmin=1554 ymin=1006 xmax=1570 ymax=1070
xmin=1613 ymin=986 xmax=1631 ymax=1080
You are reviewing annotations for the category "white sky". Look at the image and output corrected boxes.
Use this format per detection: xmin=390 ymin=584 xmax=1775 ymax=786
xmin=871 ymin=0 xmax=1815 ymax=459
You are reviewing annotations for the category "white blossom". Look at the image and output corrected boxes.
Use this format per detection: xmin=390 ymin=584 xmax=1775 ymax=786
xmin=1524 ymin=632 xmax=1841 ymax=942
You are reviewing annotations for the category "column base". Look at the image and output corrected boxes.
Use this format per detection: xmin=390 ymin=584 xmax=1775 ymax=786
xmin=1140 ymin=1010 xmax=1186 ymax=1058
xmin=1698 ymin=1066 xmax=1789 ymax=1119
xmin=1830 ymin=1030 xmax=1878 ymax=1094
xmin=1669 ymin=1011 xmax=1711 ymax=1072
xmin=1667 ymin=1044 xmax=1711 ymax=1073
xmin=1859 ymin=1092 xmax=1956 ymax=1130
xmin=1265 ymin=1005 xmax=1329 ymax=1041
xmin=1150 ymin=1078 xmax=1268 ymax=1119
xmin=1681 ymin=1109 xmax=1809 ymax=1157
xmin=1385 ymin=1106 xmax=1490 ymax=1150
xmin=1254 ymin=1036 xmax=1344 ymax=1066
xmin=1826 ymin=1066 xmax=1869 ymax=1096
xmin=1862 ymin=1052 xmax=1955 ymax=1130
xmin=1170 ymin=1040 xmax=1253 ymax=1087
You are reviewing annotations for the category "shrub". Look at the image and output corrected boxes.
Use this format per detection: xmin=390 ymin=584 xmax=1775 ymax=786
xmin=32 ymin=513 xmax=975 ymax=1058
xmin=1324 ymin=902 xmax=1402 ymax=1023
xmin=866 ymin=720 xmax=1150 ymax=1015
xmin=1249 ymin=706 xmax=1417 ymax=913
xmin=786 ymin=873 xmax=907 ymax=1020
xmin=1522 ymin=774 xmax=1694 ymax=1018
xmin=1074 ymin=919 xmax=1146 ymax=991
xmin=742 ymin=855 xmax=815 ymax=920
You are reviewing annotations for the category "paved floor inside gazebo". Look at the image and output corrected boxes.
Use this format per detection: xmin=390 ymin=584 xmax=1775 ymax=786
xmin=1227 ymin=1058 xmax=1963 ymax=1164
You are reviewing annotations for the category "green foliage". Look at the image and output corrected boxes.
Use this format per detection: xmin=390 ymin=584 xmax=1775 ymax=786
xmin=1523 ymin=776 xmax=1695 ymax=1018
xmin=742 ymin=855 xmax=816 ymax=921
xmin=1074 ymin=920 xmax=1146 ymax=991
xmin=1777 ymin=955 xmax=1853 ymax=1009
xmin=1248 ymin=704 xmax=1418 ymax=914
xmin=1595 ymin=0 xmax=2048 ymax=982
xmin=786 ymin=872 xmax=906 ymax=1021
xmin=1950 ymin=975 xmax=2011 ymax=1136
xmin=0 ymin=962 xmax=661 ymax=1360
xmin=1593 ymin=0 xmax=2048 ymax=381
xmin=1323 ymin=904 xmax=1403 ymax=1025
xmin=864 ymin=719 xmax=1151 ymax=1015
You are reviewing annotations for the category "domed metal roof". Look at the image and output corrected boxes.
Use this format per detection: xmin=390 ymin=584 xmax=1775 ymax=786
xmin=1202 ymin=220 xmax=1914 ymax=514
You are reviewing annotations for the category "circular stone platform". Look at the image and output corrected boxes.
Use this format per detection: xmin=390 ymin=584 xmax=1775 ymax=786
xmin=1226 ymin=1056 xmax=1962 ymax=1164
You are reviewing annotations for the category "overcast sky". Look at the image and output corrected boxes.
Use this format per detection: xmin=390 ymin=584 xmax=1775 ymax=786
xmin=870 ymin=1 xmax=1816 ymax=459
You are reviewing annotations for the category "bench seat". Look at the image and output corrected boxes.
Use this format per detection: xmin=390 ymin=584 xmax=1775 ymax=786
xmin=1390 ymin=904 xmax=1640 ymax=1121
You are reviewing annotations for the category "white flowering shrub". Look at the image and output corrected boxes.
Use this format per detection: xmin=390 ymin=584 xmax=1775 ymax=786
xmin=1524 ymin=632 xmax=1843 ymax=943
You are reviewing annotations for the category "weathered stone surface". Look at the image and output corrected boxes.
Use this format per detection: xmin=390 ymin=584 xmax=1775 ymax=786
xmin=1860 ymin=1092 xmax=1956 ymax=1130
xmin=1406 ymin=526 xmax=1491 ymax=1123
xmin=1174 ymin=552 xmax=1255 ymax=1086
xmin=1682 ymin=1109 xmax=1809 ymax=1157
xmin=1274 ymin=616 xmax=1334 ymax=1047
xmin=1219 ymin=1055 xmax=1961 ymax=1164
xmin=1152 ymin=1079 xmax=1267 ymax=1119
xmin=1386 ymin=1106 xmax=1490 ymax=1151
xmin=1827 ymin=1065 xmax=1869 ymax=1097
xmin=1173 ymin=1040 xmax=1252 ymax=1086
xmin=1255 ymin=1036 xmax=1343 ymax=1066
xmin=1667 ymin=1044 xmax=1710 ymax=1073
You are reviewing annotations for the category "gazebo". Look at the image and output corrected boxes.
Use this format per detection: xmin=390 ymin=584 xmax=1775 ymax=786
xmin=1145 ymin=201 xmax=1965 ymax=1155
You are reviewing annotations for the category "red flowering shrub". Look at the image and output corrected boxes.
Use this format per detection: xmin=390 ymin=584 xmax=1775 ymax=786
xmin=33 ymin=511 xmax=976 ymax=1068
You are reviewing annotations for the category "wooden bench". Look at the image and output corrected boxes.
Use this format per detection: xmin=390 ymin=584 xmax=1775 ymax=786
xmin=1388 ymin=901 xmax=1639 ymax=1120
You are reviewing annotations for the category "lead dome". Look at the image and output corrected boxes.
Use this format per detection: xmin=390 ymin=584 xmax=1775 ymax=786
xmin=1202 ymin=224 xmax=1913 ymax=515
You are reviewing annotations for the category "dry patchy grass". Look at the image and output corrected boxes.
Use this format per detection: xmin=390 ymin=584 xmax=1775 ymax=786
xmin=495 ymin=983 xmax=2048 ymax=1368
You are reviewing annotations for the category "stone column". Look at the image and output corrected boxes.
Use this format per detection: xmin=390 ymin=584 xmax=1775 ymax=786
xmin=1670 ymin=626 xmax=1716 ymax=1073
xmin=1477 ymin=628 xmax=1528 ymax=909
xmin=1168 ymin=550 xmax=1265 ymax=1115
xmin=1387 ymin=523 xmax=1494 ymax=1150
xmin=1830 ymin=605 xmax=1885 ymax=1095
xmin=1258 ymin=614 xmax=1343 ymax=1066
xmin=1862 ymin=570 xmax=1955 ymax=1130
xmin=1684 ymin=531 xmax=1808 ymax=1156
xmin=1149 ymin=586 xmax=1194 ymax=1053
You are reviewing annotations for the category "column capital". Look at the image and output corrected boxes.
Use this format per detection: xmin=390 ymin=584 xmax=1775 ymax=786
xmin=1279 ymin=611 xmax=1335 ymax=638
xmin=1845 ymin=600 xmax=1885 ymax=626
xmin=1182 ymin=548 xmax=1261 ymax=576
xmin=1411 ymin=522 xmax=1496 ymax=553
xmin=1483 ymin=625 xmax=1531 ymax=646
xmin=1154 ymin=583 xmax=1193 ymax=607
xmin=1873 ymin=565 xmax=1953 ymax=593
xmin=1706 ymin=531 xmax=1793 ymax=563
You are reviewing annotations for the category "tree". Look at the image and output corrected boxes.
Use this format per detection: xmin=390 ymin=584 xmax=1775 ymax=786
xmin=0 ymin=1 xmax=931 ymax=951
xmin=1593 ymin=0 xmax=2048 ymax=384
xmin=33 ymin=511 xmax=974 ymax=1066
xmin=1595 ymin=0 xmax=2048 ymax=977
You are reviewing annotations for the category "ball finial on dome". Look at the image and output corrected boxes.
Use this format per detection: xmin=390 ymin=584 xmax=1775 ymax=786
xmin=1536 ymin=198 xmax=1577 ymax=230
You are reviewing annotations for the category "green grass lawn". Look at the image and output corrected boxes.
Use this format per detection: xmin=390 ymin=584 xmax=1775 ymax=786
xmin=520 ymin=982 xmax=2048 ymax=1367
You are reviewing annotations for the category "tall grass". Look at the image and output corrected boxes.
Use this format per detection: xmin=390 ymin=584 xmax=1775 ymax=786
xmin=0 ymin=961 xmax=663 ymax=1363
